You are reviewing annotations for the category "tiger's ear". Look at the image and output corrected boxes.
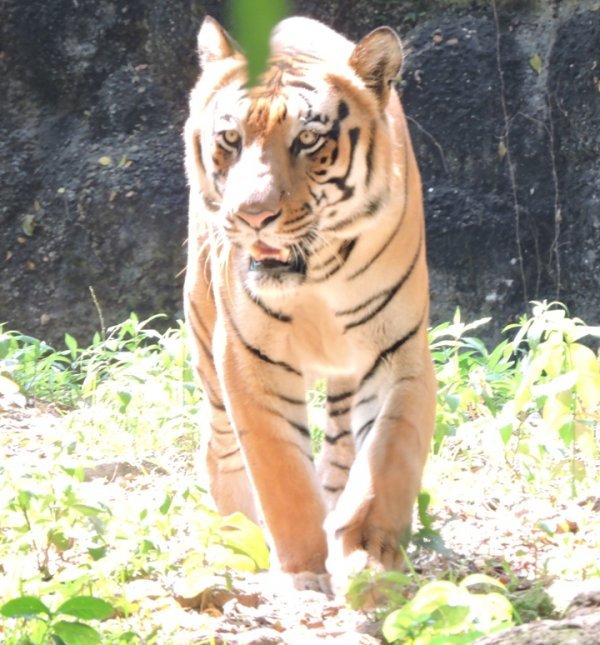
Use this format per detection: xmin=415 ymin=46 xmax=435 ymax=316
xmin=349 ymin=27 xmax=403 ymax=106
xmin=197 ymin=16 xmax=242 ymax=68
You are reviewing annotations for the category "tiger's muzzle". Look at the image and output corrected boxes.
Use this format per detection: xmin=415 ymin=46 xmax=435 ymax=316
xmin=248 ymin=241 xmax=307 ymax=277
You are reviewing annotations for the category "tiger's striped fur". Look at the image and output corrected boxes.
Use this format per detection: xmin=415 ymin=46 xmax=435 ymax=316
xmin=184 ymin=16 xmax=436 ymax=589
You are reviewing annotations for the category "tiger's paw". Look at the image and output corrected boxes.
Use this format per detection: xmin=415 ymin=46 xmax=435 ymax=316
xmin=325 ymin=513 xmax=412 ymax=597
xmin=326 ymin=548 xmax=371 ymax=597
xmin=267 ymin=570 xmax=332 ymax=596
xmin=291 ymin=571 xmax=333 ymax=594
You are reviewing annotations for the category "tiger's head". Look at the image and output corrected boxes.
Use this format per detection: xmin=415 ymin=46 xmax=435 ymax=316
xmin=185 ymin=16 xmax=404 ymax=293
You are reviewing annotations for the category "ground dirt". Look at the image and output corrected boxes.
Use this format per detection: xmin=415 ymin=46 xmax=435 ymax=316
xmin=2 ymin=397 xmax=600 ymax=644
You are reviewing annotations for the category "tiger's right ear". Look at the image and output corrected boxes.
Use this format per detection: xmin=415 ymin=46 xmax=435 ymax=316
xmin=349 ymin=26 xmax=403 ymax=106
xmin=197 ymin=16 xmax=241 ymax=68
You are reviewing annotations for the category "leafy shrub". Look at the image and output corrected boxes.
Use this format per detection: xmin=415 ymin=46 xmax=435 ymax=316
xmin=431 ymin=301 xmax=600 ymax=491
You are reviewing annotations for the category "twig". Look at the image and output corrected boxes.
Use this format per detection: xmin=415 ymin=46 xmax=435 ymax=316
xmin=406 ymin=115 xmax=449 ymax=173
xmin=89 ymin=286 xmax=106 ymax=341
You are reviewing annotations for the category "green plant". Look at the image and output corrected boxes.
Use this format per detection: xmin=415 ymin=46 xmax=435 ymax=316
xmin=509 ymin=585 xmax=555 ymax=623
xmin=68 ymin=315 xmax=201 ymax=456
xmin=1 ymin=595 xmax=116 ymax=645
xmin=0 ymin=329 xmax=82 ymax=406
xmin=429 ymin=311 xmax=515 ymax=452
xmin=346 ymin=568 xmax=415 ymax=614
xmin=499 ymin=301 xmax=600 ymax=493
xmin=411 ymin=491 xmax=447 ymax=555
xmin=0 ymin=456 xmax=269 ymax=641
xmin=3 ymin=472 xmax=110 ymax=582
xmin=175 ymin=505 xmax=270 ymax=603
xmin=429 ymin=302 xmax=600 ymax=493
xmin=382 ymin=575 xmax=514 ymax=644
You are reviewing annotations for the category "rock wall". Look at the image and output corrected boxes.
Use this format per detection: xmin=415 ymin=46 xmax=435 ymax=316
xmin=401 ymin=0 xmax=600 ymax=334
xmin=1 ymin=0 xmax=598 ymax=344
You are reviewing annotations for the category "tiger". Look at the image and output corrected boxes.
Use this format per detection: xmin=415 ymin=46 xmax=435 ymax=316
xmin=183 ymin=15 xmax=436 ymax=592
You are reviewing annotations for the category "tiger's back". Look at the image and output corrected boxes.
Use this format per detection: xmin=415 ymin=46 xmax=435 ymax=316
xmin=184 ymin=15 xmax=436 ymax=590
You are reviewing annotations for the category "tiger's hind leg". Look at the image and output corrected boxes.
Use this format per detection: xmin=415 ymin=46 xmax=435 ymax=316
xmin=317 ymin=380 xmax=356 ymax=510
xmin=189 ymin=317 xmax=258 ymax=522
xmin=185 ymin=247 xmax=258 ymax=523
xmin=204 ymin=401 xmax=259 ymax=524
xmin=218 ymin=336 xmax=329 ymax=578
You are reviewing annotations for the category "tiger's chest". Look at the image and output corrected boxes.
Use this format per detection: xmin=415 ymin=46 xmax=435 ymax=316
xmin=246 ymin=279 xmax=393 ymax=378
xmin=287 ymin=292 xmax=357 ymax=375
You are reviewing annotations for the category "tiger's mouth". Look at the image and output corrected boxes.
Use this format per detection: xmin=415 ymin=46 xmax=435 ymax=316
xmin=248 ymin=241 xmax=306 ymax=275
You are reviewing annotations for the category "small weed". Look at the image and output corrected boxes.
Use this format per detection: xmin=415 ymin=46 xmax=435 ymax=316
xmin=382 ymin=575 xmax=514 ymax=644
xmin=411 ymin=490 xmax=448 ymax=555
xmin=430 ymin=301 xmax=600 ymax=494
xmin=1 ymin=595 xmax=116 ymax=645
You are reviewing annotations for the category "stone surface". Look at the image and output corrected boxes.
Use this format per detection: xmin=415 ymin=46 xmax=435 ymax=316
xmin=475 ymin=610 xmax=600 ymax=645
xmin=0 ymin=0 xmax=598 ymax=344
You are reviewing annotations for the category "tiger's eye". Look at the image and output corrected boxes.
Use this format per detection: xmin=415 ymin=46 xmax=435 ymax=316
xmin=222 ymin=129 xmax=241 ymax=145
xmin=298 ymin=130 xmax=320 ymax=146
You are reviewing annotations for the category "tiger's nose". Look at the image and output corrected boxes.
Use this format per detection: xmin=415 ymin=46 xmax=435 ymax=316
xmin=236 ymin=206 xmax=281 ymax=230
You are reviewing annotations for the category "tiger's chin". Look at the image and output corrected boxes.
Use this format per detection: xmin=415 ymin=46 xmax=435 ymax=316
xmin=245 ymin=262 xmax=307 ymax=294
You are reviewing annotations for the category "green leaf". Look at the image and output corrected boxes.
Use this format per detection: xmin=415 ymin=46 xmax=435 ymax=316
xmin=217 ymin=512 xmax=270 ymax=570
xmin=529 ymin=53 xmax=543 ymax=74
xmin=230 ymin=0 xmax=289 ymax=86
xmin=56 ymin=596 xmax=115 ymax=621
xmin=17 ymin=489 xmax=34 ymax=510
xmin=64 ymin=333 xmax=78 ymax=358
xmin=498 ymin=423 xmax=513 ymax=445
xmin=60 ymin=465 xmax=85 ymax=482
xmin=1 ymin=596 xmax=51 ymax=618
xmin=429 ymin=634 xmax=483 ymax=644
xmin=159 ymin=493 xmax=173 ymax=515
xmin=542 ymin=392 xmax=572 ymax=432
xmin=382 ymin=604 xmax=431 ymax=642
xmin=71 ymin=503 xmax=107 ymax=517
xmin=117 ymin=390 xmax=132 ymax=413
xmin=53 ymin=620 xmax=102 ymax=645
xmin=115 ymin=631 xmax=140 ymax=643
xmin=0 ymin=374 xmax=20 ymax=396
xmin=48 ymin=528 xmax=72 ymax=552
xmin=429 ymin=603 xmax=470 ymax=629
xmin=558 ymin=421 xmax=575 ymax=447
xmin=412 ymin=580 xmax=460 ymax=613
xmin=460 ymin=574 xmax=507 ymax=591
xmin=534 ymin=371 xmax=578 ymax=398
xmin=468 ymin=592 xmax=514 ymax=630
xmin=88 ymin=545 xmax=108 ymax=561
xmin=444 ymin=393 xmax=460 ymax=412
xmin=417 ymin=490 xmax=433 ymax=528
xmin=139 ymin=538 xmax=158 ymax=555
xmin=412 ymin=526 xmax=449 ymax=555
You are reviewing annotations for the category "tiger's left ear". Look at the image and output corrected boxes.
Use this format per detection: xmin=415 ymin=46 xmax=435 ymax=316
xmin=349 ymin=27 xmax=403 ymax=106
xmin=197 ymin=16 xmax=243 ymax=69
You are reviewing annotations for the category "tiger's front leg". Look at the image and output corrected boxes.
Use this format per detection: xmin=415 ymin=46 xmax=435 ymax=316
xmin=325 ymin=343 xmax=436 ymax=588
xmin=216 ymin=326 xmax=329 ymax=579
